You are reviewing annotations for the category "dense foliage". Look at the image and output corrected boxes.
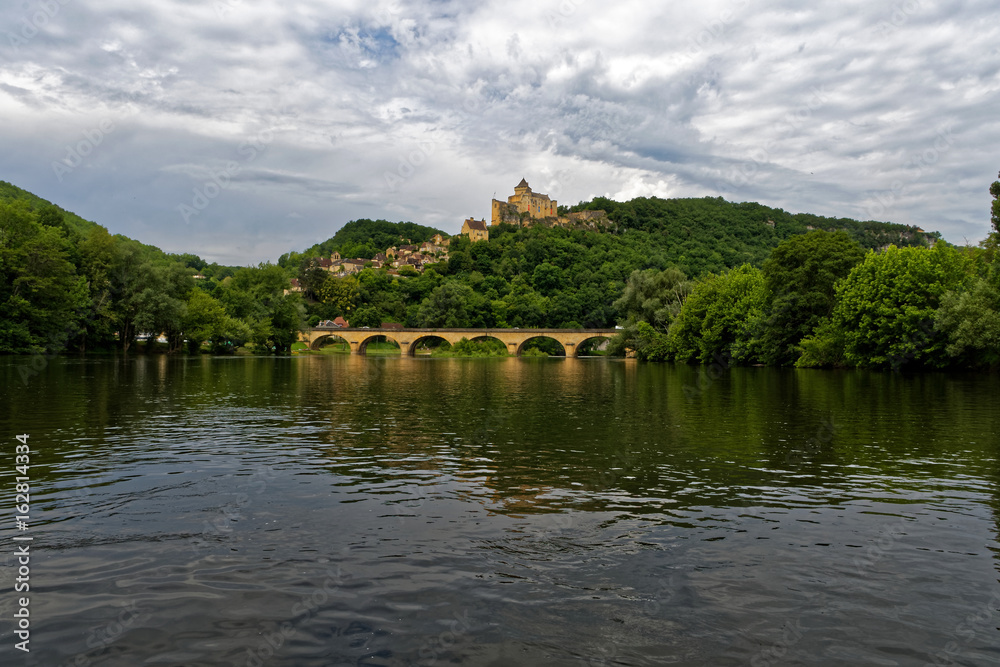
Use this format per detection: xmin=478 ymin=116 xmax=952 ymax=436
xmin=616 ymin=174 xmax=1000 ymax=370
xmin=0 ymin=186 xmax=303 ymax=358
xmin=278 ymin=218 xmax=446 ymax=268
xmin=5 ymin=176 xmax=996 ymax=371
xmin=295 ymin=196 xmax=939 ymax=334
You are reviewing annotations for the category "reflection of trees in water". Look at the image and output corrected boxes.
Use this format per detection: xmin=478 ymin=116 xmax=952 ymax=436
xmin=293 ymin=358 xmax=1000 ymax=517
xmin=22 ymin=356 xmax=999 ymax=521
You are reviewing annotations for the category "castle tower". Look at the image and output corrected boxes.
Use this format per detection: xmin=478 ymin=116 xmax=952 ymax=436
xmin=491 ymin=178 xmax=558 ymax=226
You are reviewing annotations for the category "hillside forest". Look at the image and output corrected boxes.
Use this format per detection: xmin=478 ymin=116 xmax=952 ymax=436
xmin=2 ymin=175 xmax=998 ymax=371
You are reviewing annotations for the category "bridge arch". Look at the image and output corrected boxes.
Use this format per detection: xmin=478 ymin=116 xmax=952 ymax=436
xmin=358 ymin=334 xmax=402 ymax=355
xmin=515 ymin=335 xmax=566 ymax=357
xmin=575 ymin=334 xmax=613 ymax=356
xmin=407 ymin=334 xmax=452 ymax=356
xmin=309 ymin=332 xmax=350 ymax=351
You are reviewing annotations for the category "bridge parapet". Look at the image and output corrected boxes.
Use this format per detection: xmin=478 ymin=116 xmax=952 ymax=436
xmin=301 ymin=327 xmax=618 ymax=356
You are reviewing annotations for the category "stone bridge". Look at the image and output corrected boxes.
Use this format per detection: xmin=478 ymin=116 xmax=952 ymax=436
xmin=301 ymin=327 xmax=618 ymax=357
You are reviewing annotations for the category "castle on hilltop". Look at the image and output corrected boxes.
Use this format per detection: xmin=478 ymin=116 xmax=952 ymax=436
xmin=485 ymin=178 xmax=606 ymax=230
xmin=492 ymin=178 xmax=558 ymax=226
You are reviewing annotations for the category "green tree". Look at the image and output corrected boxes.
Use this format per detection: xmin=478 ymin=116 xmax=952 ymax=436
xmin=217 ymin=264 xmax=305 ymax=353
xmin=798 ymin=245 xmax=969 ymax=369
xmin=0 ymin=213 xmax=87 ymax=353
xmin=934 ymin=278 xmax=1000 ymax=368
xmin=182 ymin=290 xmax=249 ymax=353
xmin=75 ymin=225 xmax=118 ymax=351
xmin=351 ymin=305 xmax=384 ymax=328
xmin=613 ymin=267 xmax=691 ymax=331
xmin=665 ymin=265 xmax=768 ymax=364
xmin=755 ymin=231 xmax=865 ymax=365
xmin=132 ymin=261 xmax=194 ymax=352
xmin=991 ymin=170 xmax=1000 ymax=235
xmin=417 ymin=283 xmax=475 ymax=327
xmin=318 ymin=275 xmax=360 ymax=318
xmin=697 ymin=264 xmax=768 ymax=364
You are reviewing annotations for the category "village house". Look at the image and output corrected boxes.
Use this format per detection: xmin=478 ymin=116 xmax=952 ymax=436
xmin=461 ymin=217 xmax=489 ymax=242
xmin=340 ymin=258 xmax=366 ymax=274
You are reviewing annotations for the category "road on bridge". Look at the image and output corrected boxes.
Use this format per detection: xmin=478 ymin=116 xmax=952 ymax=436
xmin=301 ymin=327 xmax=618 ymax=356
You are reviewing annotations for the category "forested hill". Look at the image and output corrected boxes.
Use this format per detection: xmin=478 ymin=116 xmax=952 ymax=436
xmin=571 ymin=196 xmax=937 ymax=263
xmin=277 ymin=195 xmax=946 ymax=335
xmin=279 ymin=196 xmax=938 ymax=277
xmin=279 ymin=218 xmax=447 ymax=267
xmin=0 ymin=180 xmax=100 ymax=236
xmin=0 ymin=178 xmax=955 ymax=358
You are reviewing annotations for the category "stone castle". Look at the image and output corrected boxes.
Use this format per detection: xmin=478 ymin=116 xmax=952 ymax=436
xmin=492 ymin=178 xmax=558 ymax=225
xmin=486 ymin=178 xmax=606 ymax=230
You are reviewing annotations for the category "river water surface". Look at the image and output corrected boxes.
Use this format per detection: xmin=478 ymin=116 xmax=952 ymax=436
xmin=1 ymin=355 xmax=999 ymax=666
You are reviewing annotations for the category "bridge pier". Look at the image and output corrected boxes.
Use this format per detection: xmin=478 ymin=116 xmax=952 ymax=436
xmin=303 ymin=328 xmax=616 ymax=357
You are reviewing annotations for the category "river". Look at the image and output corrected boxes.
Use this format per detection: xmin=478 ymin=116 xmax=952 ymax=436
xmin=1 ymin=354 xmax=998 ymax=666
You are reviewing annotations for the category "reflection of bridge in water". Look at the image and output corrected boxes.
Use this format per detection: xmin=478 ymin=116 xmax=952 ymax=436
xmin=301 ymin=327 xmax=618 ymax=357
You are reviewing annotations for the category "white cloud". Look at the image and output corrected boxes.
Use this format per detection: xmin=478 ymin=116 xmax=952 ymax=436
xmin=0 ymin=0 xmax=998 ymax=264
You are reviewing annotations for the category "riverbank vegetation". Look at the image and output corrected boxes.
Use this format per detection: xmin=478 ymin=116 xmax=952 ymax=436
xmin=2 ymin=174 xmax=997 ymax=369
xmin=613 ymin=173 xmax=1000 ymax=371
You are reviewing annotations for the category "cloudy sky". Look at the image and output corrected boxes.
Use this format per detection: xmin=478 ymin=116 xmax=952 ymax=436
xmin=1 ymin=0 xmax=998 ymax=265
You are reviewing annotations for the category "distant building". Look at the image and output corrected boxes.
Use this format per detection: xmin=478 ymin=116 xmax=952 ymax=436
xmin=461 ymin=217 xmax=489 ymax=242
xmin=340 ymin=258 xmax=366 ymax=274
xmin=491 ymin=178 xmax=558 ymax=226
xmin=333 ymin=316 xmax=350 ymax=328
